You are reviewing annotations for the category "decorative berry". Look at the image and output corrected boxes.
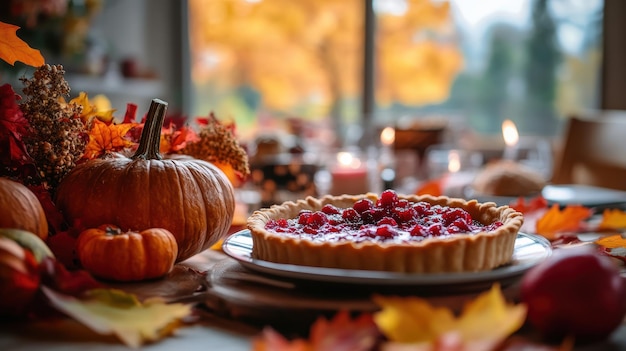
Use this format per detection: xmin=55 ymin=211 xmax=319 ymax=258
xmin=321 ymin=204 xmax=341 ymax=215
xmin=376 ymin=224 xmax=396 ymax=238
xmin=377 ymin=217 xmax=397 ymax=227
xmin=377 ymin=189 xmax=399 ymax=208
xmin=353 ymin=199 xmax=373 ymax=214
xmin=342 ymin=208 xmax=360 ymax=223
xmin=307 ymin=211 xmax=328 ymax=228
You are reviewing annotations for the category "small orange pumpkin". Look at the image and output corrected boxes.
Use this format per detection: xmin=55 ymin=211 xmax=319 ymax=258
xmin=76 ymin=225 xmax=178 ymax=282
xmin=0 ymin=178 xmax=48 ymax=240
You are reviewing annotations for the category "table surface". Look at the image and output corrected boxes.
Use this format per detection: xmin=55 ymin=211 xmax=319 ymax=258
xmin=2 ymin=247 xmax=626 ymax=351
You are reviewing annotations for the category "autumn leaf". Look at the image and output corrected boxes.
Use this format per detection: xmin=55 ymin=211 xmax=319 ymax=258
xmin=252 ymin=310 xmax=379 ymax=351
xmin=252 ymin=328 xmax=310 ymax=351
xmin=595 ymin=234 xmax=626 ymax=249
xmin=69 ymin=92 xmax=116 ymax=124
xmin=43 ymin=287 xmax=192 ymax=348
xmin=0 ymin=22 xmax=45 ymax=67
xmin=373 ymin=294 xmax=455 ymax=343
xmin=595 ymin=234 xmax=626 ymax=262
xmin=534 ymin=204 xmax=593 ymax=240
xmin=160 ymin=125 xmax=199 ymax=154
xmin=416 ymin=179 xmax=443 ymax=196
xmin=123 ymin=103 xmax=139 ymax=123
xmin=83 ymin=119 xmax=136 ymax=159
xmin=0 ymin=83 xmax=33 ymax=167
xmin=374 ymin=284 xmax=526 ymax=350
xmin=598 ymin=208 xmax=626 ymax=230
xmin=509 ymin=196 xmax=548 ymax=214
xmin=454 ymin=284 xmax=527 ymax=349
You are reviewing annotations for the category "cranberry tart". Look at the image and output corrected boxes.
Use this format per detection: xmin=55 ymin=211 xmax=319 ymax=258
xmin=246 ymin=190 xmax=523 ymax=273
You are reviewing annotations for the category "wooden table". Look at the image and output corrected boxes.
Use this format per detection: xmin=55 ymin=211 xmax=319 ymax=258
xmin=2 ymin=248 xmax=625 ymax=351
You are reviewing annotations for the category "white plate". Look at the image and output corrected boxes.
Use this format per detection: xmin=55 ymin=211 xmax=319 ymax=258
xmin=541 ymin=184 xmax=626 ymax=208
xmin=222 ymin=230 xmax=552 ymax=287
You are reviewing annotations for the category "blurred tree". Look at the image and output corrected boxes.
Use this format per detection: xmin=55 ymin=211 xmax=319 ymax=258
xmin=522 ymin=0 xmax=561 ymax=135
xmin=188 ymin=0 xmax=461 ymax=141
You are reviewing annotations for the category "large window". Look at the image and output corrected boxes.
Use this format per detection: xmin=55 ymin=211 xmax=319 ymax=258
xmin=187 ymin=0 xmax=603 ymax=142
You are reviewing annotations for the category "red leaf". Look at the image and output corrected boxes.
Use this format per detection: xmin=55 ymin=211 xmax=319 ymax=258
xmin=26 ymin=184 xmax=65 ymax=233
xmin=509 ymin=195 xmax=548 ymax=214
xmin=123 ymin=103 xmax=138 ymax=124
xmin=0 ymin=83 xmax=33 ymax=166
xmin=46 ymin=231 xmax=80 ymax=269
xmin=39 ymin=257 xmax=103 ymax=297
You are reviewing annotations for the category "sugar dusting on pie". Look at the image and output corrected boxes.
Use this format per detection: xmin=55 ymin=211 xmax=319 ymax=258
xmin=247 ymin=190 xmax=523 ymax=273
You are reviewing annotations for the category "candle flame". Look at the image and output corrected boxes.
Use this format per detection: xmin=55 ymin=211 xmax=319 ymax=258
xmin=380 ymin=127 xmax=395 ymax=146
xmin=448 ymin=150 xmax=461 ymax=173
xmin=337 ymin=151 xmax=362 ymax=169
xmin=502 ymin=119 xmax=519 ymax=147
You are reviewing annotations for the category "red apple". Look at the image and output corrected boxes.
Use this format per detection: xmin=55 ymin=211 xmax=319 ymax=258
xmin=520 ymin=246 xmax=626 ymax=342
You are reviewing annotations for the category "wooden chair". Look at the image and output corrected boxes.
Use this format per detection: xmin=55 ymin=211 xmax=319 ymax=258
xmin=551 ymin=111 xmax=626 ymax=190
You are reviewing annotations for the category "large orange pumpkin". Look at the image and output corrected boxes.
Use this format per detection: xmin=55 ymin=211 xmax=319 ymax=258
xmin=55 ymin=99 xmax=235 ymax=262
xmin=0 ymin=178 xmax=48 ymax=240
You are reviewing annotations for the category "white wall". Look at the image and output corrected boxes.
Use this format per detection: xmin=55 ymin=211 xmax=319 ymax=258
xmin=76 ymin=0 xmax=183 ymax=117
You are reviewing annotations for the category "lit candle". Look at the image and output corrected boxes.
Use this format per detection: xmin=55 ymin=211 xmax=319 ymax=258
xmin=329 ymin=150 xmax=369 ymax=195
xmin=502 ymin=119 xmax=519 ymax=160
xmin=447 ymin=150 xmax=461 ymax=173
xmin=379 ymin=127 xmax=396 ymax=189
xmin=442 ymin=149 xmax=474 ymax=197
xmin=380 ymin=127 xmax=395 ymax=151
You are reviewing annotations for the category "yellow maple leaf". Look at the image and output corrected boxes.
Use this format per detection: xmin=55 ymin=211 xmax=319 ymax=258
xmin=70 ymin=92 xmax=116 ymax=124
xmin=83 ymin=119 xmax=136 ymax=159
xmin=598 ymin=208 xmax=626 ymax=230
xmin=535 ymin=204 xmax=592 ymax=240
xmin=373 ymin=295 xmax=456 ymax=343
xmin=0 ymin=21 xmax=45 ymax=67
xmin=374 ymin=284 xmax=526 ymax=349
xmin=595 ymin=234 xmax=626 ymax=249
xmin=455 ymin=284 xmax=527 ymax=348
xmin=43 ymin=287 xmax=192 ymax=348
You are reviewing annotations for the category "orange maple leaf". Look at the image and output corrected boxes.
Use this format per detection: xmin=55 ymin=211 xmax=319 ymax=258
xmin=598 ymin=208 xmax=626 ymax=230
xmin=0 ymin=22 xmax=45 ymax=67
xmin=416 ymin=178 xmax=443 ymax=196
xmin=83 ymin=119 xmax=136 ymax=159
xmin=251 ymin=310 xmax=378 ymax=351
xmin=595 ymin=234 xmax=626 ymax=249
xmin=535 ymin=204 xmax=593 ymax=240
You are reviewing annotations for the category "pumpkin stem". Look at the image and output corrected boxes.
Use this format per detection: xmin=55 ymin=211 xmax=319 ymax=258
xmin=104 ymin=226 xmax=123 ymax=236
xmin=132 ymin=99 xmax=169 ymax=160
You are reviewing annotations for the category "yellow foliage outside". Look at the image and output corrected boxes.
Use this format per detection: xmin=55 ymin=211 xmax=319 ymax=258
xmin=188 ymin=0 xmax=462 ymax=115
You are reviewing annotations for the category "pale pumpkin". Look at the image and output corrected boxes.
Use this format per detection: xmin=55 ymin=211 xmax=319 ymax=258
xmin=0 ymin=178 xmax=48 ymax=240
xmin=77 ymin=225 xmax=178 ymax=282
xmin=55 ymin=99 xmax=235 ymax=262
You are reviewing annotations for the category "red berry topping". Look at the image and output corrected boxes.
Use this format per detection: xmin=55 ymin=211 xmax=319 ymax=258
xmin=353 ymin=199 xmax=373 ymax=214
xmin=342 ymin=208 xmax=360 ymax=223
xmin=377 ymin=189 xmax=399 ymax=208
xmin=321 ymin=204 xmax=341 ymax=215
xmin=264 ymin=190 xmax=502 ymax=243
xmin=307 ymin=211 xmax=328 ymax=228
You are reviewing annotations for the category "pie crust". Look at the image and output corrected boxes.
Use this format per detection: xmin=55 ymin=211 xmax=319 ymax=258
xmin=246 ymin=193 xmax=523 ymax=273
